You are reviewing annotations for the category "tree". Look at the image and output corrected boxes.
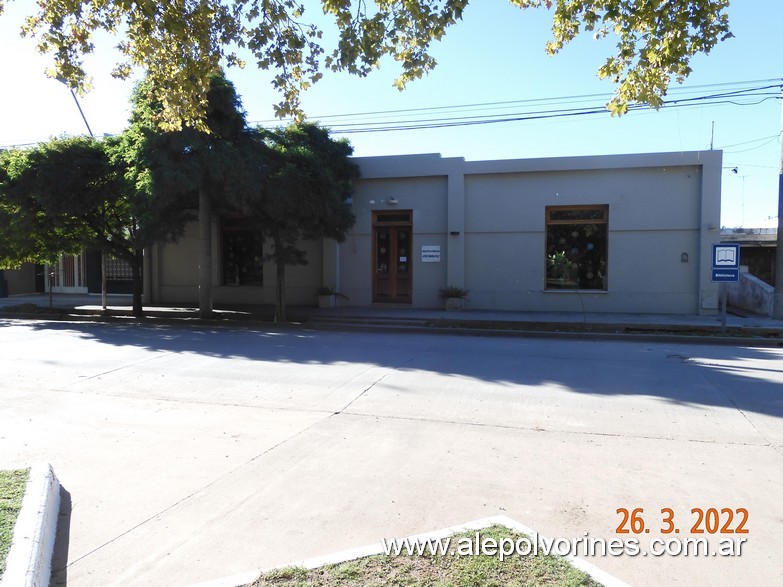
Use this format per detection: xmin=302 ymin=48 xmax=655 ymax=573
xmin=513 ymin=1 xmax=732 ymax=115
xmin=132 ymin=73 xmax=270 ymax=318
xmin=3 ymin=1 xmax=732 ymax=128
xmin=0 ymin=136 xmax=192 ymax=317
xmin=246 ymin=123 xmax=358 ymax=322
xmin=0 ymin=147 xmax=88 ymax=267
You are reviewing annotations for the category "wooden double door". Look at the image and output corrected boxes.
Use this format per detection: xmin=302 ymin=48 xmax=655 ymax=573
xmin=373 ymin=211 xmax=412 ymax=303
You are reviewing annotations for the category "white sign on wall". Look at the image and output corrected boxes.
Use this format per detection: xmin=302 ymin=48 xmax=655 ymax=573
xmin=421 ymin=246 xmax=441 ymax=263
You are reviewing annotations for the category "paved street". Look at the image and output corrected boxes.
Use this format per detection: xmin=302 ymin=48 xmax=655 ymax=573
xmin=0 ymin=318 xmax=781 ymax=586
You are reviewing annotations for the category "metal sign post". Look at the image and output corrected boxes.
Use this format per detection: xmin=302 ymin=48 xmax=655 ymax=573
xmin=712 ymin=243 xmax=740 ymax=332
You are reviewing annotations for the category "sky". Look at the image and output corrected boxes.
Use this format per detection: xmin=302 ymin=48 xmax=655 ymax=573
xmin=0 ymin=1 xmax=781 ymax=228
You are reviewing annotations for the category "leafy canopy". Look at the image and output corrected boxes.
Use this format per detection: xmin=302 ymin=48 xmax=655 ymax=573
xmin=1 ymin=0 xmax=733 ymax=127
xmin=512 ymin=1 xmax=732 ymax=114
xmin=255 ymin=122 xmax=358 ymax=265
xmin=246 ymin=122 xmax=358 ymax=322
xmin=0 ymin=134 xmax=196 ymax=315
xmin=0 ymin=146 xmax=89 ymax=266
xmin=129 ymin=73 xmax=269 ymax=212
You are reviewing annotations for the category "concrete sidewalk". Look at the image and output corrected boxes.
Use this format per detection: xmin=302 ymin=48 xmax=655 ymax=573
xmin=1 ymin=292 xmax=782 ymax=342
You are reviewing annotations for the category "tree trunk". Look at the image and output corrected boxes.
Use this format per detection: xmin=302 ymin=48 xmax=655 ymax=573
xmin=130 ymin=249 xmax=144 ymax=318
xmin=198 ymin=185 xmax=213 ymax=319
xmin=101 ymin=251 xmax=107 ymax=314
xmin=275 ymin=257 xmax=286 ymax=323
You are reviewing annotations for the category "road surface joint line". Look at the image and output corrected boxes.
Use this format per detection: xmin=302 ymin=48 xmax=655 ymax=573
xmin=35 ymin=385 xmax=338 ymax=416
xmin=336 ymin=410 xmax=773 ymax=447
xmin=726 ymin=398 xmax=783 ymax=459
xmin=333 ymin=355 xmax=418 ymax=415
xmin=683 ymin=358 xmax=783 ymax=459
xmin=63 ymin=352 xmax=170 ymax=387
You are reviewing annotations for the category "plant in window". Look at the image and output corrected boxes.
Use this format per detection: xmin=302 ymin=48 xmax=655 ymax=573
xmin=546 ymin=205 xmax=608 ymax=290
xmin=547 ymin=251 xmax=577 ymax=280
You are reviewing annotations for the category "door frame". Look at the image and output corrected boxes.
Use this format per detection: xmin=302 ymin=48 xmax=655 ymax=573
xmin=45 ymin=253 xmax=88 ymax=293
xmin=372 ymin=210 xmax=413 ymax=303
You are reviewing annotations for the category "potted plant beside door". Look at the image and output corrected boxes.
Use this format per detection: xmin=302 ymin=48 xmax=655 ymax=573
xmin=316 ymin=286 xmax=349 ymax=308
xmin=438 ymin=285 xmax=470 ymax=311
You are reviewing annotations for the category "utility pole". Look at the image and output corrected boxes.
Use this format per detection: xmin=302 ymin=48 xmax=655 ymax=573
xmin=776 ymin=83 xmax=783 ymax=319
xmin=57 ymin=78 xmax=107 ymax=313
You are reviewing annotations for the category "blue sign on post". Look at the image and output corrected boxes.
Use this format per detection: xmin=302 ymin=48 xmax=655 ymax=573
xmin=712 ymin=244 xmax=739 ymax=283
xmin=712 ymin=269 xmax=739 ymax=282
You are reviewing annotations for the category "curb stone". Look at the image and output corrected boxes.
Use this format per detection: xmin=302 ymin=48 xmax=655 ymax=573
xmin=2 ymin=307 xmax=781 ymax=347
xmin=0 ymin=464 xmax=60 ymax=587
xmin=188 ymin=515 xmax=630 ymax=587
xmin=305 ymin=320 xmax=783 ymax=347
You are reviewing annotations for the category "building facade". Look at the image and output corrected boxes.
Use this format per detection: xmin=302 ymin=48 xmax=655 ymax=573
xmin=147 ymin=150 xmax=724 ymax=315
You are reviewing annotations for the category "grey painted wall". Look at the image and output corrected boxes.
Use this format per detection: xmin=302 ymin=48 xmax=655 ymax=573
xmin=338 ymin=150 xmax=721 ymax=315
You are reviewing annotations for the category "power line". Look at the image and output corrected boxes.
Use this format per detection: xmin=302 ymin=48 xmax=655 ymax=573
xmin=723 ymin=163 xmax=778 ymax=170
xmin=248 ymin=85 xmax=782 ymax=135
xmin=321 ymin=87 xmax=781 ymax=134
xmin=3 ymin=78 xmax=781 ymax=148
xmin=723 ymin=135 xmax=781 ymax=154
xmin=249 ymin=77 xmax=783 ymax=126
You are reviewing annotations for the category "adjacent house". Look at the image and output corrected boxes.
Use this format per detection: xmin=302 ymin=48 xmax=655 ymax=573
xmin=720 ymin=227 xmax=777 ymax=287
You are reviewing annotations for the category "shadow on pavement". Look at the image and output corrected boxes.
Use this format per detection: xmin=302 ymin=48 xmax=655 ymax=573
xmin=5 ymin=319 xmax=783 ymax=422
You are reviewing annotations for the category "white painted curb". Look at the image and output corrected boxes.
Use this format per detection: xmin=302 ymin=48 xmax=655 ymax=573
xmin=190 ymin=515 xmax=630 ymax=587
xmin=1 ymin=464 xmax=61 ymax=587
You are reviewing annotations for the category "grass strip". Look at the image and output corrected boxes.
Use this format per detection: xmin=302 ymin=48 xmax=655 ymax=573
xmin=247 ymin=525 xmax=602 ymax=586
xmin=0 ymin=468 xmax=30 ymax=577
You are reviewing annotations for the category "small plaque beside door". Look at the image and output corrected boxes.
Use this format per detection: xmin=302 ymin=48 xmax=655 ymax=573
xmin=421 ymin=246 xmax=440 ymax=262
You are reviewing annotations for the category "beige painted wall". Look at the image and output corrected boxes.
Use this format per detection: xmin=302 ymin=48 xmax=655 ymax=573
xmin=152 ymin=219 xmax=323 ymax=307
xmin=2 ymin=263 xmax=37 ymax=295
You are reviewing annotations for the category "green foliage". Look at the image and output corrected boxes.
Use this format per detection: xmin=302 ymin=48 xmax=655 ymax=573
xmin=2 ymin=1 xmax=733 ymax=128
xmin=0 ymin=138 xmax=105 ymax=267
xmin=260 ymin=122 xmax=358 ymax=250
xmin=248 ymin=525 xmax=600 ymax=586
xmin=242 ymin=122 xmax=358 ymax=321
xmin=134 ymin=73 xmax=269 ymax=213
xmin=438 ymin=285 xmax=470 ymax=300
xmin=0 ymin=135 xmax=190 ymax=260
xmin=317 ymin=286 xmax=349 ymax=300
xmin=513 ymin=0 xmax=732 ymax=114
xmin=0 ymin=132 xmax=193 ymax=316
xmin=546 ymin=250 xmax=574 ymax=269
xmin=124 ymin=72 xmax=267 ymax=317
xmin=0 ymin=468 xmax=29 ymax=576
